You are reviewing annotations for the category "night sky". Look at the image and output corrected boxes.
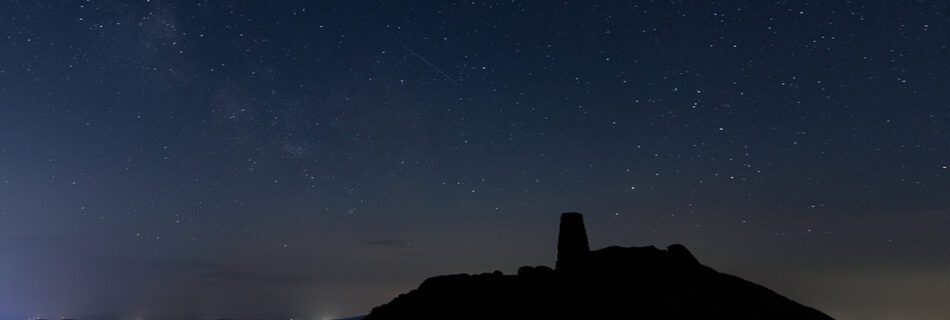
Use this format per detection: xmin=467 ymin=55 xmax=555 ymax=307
xmin=1 ymin=1 xmax=948 ymax=319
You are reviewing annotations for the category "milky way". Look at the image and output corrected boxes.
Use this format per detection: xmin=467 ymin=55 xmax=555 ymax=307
xmin=0 ymin=1 xmax=948 ymax=319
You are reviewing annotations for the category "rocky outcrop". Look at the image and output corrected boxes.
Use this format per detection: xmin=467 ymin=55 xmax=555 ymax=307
xmin=667 ymin=243 xmax=699 ymax=264
xmin=363 ymin=212 xmax=834 ymax=320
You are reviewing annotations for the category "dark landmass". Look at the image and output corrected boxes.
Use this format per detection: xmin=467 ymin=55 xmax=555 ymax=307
xmin=364 ymin=212 xmax=834 ymax=320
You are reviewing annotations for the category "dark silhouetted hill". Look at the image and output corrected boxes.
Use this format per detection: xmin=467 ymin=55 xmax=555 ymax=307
xmin=364 ymin=212 xmax=834 ymax=320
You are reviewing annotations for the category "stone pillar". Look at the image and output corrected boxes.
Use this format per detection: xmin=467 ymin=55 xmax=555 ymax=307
xmin=556 ymin=212 xmax=590 ymax=271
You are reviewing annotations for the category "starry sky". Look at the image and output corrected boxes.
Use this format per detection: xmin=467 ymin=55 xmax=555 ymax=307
xmin=0 ymin=1 xmax=948 ymax=319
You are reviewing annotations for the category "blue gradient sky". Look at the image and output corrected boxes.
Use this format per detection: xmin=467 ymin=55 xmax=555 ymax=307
xmin=1 ymin=1 xmax=948 ymax=319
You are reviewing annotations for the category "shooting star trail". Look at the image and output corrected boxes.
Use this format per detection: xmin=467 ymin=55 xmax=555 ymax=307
xmin=401 ymin=45 xmax=459 ymax=85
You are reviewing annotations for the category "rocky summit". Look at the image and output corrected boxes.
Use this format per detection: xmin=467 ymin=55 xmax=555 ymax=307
xmin=364 ymin=212 xmax=834 ymax=320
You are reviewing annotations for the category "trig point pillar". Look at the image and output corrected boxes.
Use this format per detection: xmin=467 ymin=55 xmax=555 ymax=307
xmin=556 ymin=212 xmax=590 ymax=271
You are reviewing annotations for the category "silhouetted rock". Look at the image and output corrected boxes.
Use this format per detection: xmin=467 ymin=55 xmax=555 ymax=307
xmin=667 ymin=243 xmax=699 ymax=264
xmin=555 ymin=212 xmax=589 ymax=271
xmin=517 ymin=265 xmax=553 ymax=277
xmin=364 ymin=212 xmax=834 ymax=320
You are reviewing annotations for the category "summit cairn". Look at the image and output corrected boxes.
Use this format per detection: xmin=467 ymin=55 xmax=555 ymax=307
xmin=556 ymin=212 xmax=590 ymax=271
xmin=364 ymin=211 xmax=836 ymax=320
